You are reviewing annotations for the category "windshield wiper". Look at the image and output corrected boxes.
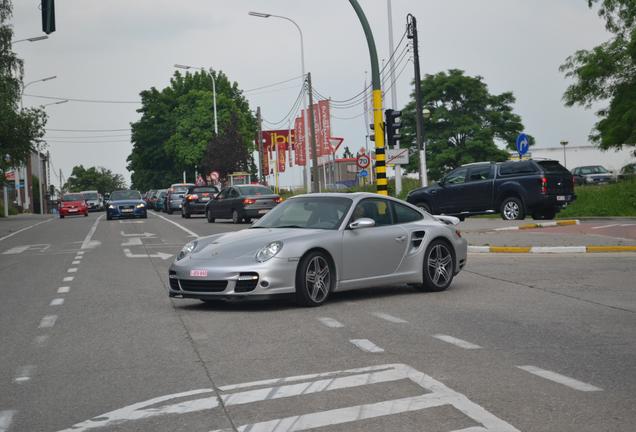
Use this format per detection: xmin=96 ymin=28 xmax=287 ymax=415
xmin=273 ymin=225 xmax=304 ymax=229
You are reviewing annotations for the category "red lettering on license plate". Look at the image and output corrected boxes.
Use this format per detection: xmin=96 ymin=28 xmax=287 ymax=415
xmin=190 ymin=269 xmax=208 ymax=277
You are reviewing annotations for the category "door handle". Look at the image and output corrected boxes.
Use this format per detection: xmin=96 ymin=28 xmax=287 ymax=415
xmin=395 ymin=235 xmax=406 ymax=242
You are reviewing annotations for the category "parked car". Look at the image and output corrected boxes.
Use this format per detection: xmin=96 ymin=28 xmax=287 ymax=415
xmin=181 ymin=185 xmax=219 ymax=218
xmin=80 ymin=190 xmax=103 ymax=211
xmin=145 ymin=189 xmax=157 ymax=208
xmin=205 ymin=184 xmax=283 ymax=224
xmin=572 ymin=165 xmax=614 ymax=185
xmin=169 ymin=193 xmax=467 ymax=306
xmin=154 ymin=189 xmax=168 ymax=211
xmin=406 ymin=160 xmax=575 ymax=220
xmin=59 ymin=193 xmax=88 ymax=218
xmin=164 ymin=183 xmax=195 ymax=214
xmin=618 ymin=163 xmax=636 ymax=181
xmin=106 ymin=190 xmax=147 ymax=220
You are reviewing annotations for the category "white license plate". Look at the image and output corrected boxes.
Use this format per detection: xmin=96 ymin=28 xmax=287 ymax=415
xmin=122 ymin=209 xmax=133 ymax=213
xmin=190 ymin=269 xmax=208 ymax=277
xmin=69 ymin=209 xmax=78 ymax=212
xmin=258 ymin=209 xmax=269 ymax=214
xmin=201 ymin=197 xmax=210 ymax=201
xmin=556 ymin=195 xmax=567 ymax=201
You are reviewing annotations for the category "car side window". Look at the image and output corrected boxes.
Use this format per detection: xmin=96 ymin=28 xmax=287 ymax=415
xmin=499 ymin=161 xmax=537 ymax=176
xmin=229 ymin=188 xmax=239 ymax=198
xmin=445 ymin=168 xmax=467 ymax=185
xmin=467 ymin=165 xmax=493 ymax=182
xmin=216 ymin=189 xmax=228 ymax=199
xmin=351 ymin=199 xmax=393 ymax=226
xmin=393 ymin=202 xmax=423 ymax=224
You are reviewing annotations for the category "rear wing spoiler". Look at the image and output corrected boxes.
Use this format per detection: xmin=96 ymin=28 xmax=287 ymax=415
xmin=434 ymin=215 xmax=461 ymax=226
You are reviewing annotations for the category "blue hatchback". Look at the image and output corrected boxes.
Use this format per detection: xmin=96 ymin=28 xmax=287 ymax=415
xmin=106 ymin=190 xmax=148 ymax=220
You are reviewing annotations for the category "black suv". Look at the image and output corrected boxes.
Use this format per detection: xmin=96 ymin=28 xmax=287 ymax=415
xmin=406 ymin=160 xmax=575 ymax=220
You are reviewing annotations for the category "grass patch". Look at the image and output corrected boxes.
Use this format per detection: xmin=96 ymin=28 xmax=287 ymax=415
xmin=559 ymin=179 xmax=636 ymax=217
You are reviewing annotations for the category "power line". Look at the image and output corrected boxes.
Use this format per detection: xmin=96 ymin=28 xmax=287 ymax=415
xmin=262 ymin=85 xmax=306 ymax=127
xmin=243 ymin=75 xmax=304 ymax=94
xmin=25 ymin=94 xmax=140 ymax=104
xmin=45 ymin=139 xmax=131 ymax=144
xmin=46 ymin=128 xmax=131 ymax=132
xmin=44 ymin=134 xmax=131 ymax=139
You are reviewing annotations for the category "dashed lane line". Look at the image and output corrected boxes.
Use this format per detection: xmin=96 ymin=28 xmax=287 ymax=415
xmin=50 ymin=298 xmax=64 ymax=306
xmin=39 ymin=315 xmax=57 ymax=329
xmin=372 ymin=312 xmax=408 ymax=323
xmin=517 ymin=365 xmax=602 ymax=392
xmin=433 ymin=334 xmax=482 ymax=350
xmin=57 ymin=286 xmax=70 ymax=294
xmin=72 ymin=260 xmax=80 ymax=265
xmin=14 ymin=365 xmax=36 ymax=383
xmin=67 ymin=268 xmax=78 ymax=273
xmin=81 ymin=214 xmax=103 ymax=249
xmin=317 ymin=317 xmax=344 ymax=328
xmin=349 ymin=339 xmax=385 ymax=353
xmin=63 ymin=276 xmax=74 ymax=282
xmin=34 ymin=335 xmax=49 ymax=347
xmin=0 ymin=218 xmax=52 ymax=242
xmin=151 ymin=212 xmax=199 ymax=238
xmin=0 ymin=410 xmax=16 ymax=432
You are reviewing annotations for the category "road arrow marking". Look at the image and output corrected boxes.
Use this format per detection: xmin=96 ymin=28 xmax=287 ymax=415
xmin=121 ymin=237 xmax=143 ymax=247
xmin=123 ymin=248 xmax=172 ymax=261
xmin=120 ymin=231 xmax=156 ymax=238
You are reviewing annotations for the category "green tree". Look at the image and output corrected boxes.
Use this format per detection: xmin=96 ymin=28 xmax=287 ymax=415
xmin=342 ymin=146 xmax=354 ymax=159
xmin=64 ymin=165 xmax=126 ymax=195
xmin=0 ymin=0 xmax=47 ymax=184
xmin=560 ymin=0 xmax=636 ymax=153
xmin=200 ymin=111 xmax=252 ymax=181
xmin=127 ymin=70 xmax=256 ymax=191
xmin=401 ymin=70 xmax=526 ymax=180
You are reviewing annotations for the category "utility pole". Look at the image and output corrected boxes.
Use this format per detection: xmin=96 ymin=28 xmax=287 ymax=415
xmin=387 ymin=0 xmax=402 ymax=196
xmin=407 ymin=14 xmax=427 ymax=187
xmin=256 ymin=106 xmax=264 ymax=183
xmin=306 ymin=72 xmax=320 ymax=193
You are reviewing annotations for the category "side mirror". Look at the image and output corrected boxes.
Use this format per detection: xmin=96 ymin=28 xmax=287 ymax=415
xmin=349 ymin=217 xmax=376 ymax=230
xmin=438 ymin=178 xmax=446 ymax=187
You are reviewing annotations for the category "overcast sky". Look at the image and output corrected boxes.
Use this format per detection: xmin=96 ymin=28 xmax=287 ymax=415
xmin=11 ymin=0 xmax=610 ymax=187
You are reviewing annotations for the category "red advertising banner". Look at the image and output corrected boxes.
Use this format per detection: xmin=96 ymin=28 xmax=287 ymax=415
xmin=311 ymin=104 xmax=323 ymax=157
xmin=318 ymin=99 xmax=332 ymax=155
xmin=277 ymin=139 xmax=286 ymax=173
xmin=294 ymin=114 xmax=305 ymax=166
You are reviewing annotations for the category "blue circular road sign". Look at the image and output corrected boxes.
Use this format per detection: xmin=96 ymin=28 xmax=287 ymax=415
xmin=516 ymin=133 xmax=529 ymax=156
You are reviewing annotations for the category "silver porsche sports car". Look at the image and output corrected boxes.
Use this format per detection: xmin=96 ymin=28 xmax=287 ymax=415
xmin=168 ymin=192 xmax=467 ymax=306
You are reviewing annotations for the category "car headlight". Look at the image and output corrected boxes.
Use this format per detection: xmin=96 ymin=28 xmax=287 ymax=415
xmin=177 ymin=240 xmax=198 ymax=261
xmin=108 ymin=204 xmax=115 ymax=209
xmin=136 ymin=203 xmax=145 ymax=208
xmin=256 ymin=241 xmax=283 ymax=262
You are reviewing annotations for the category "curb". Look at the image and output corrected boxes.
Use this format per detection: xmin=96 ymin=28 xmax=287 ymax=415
xmin=493 ymin=220 xmax=580 ymax=231
xmin=468 ymin=245 xmax=636 ymax=254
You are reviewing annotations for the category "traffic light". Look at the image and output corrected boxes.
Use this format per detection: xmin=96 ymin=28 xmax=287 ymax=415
xmin=41 ymin=0 xmax=56 ymax=34
xmin=385 ymin=109 xmax=402 ymax=147
xmin=369 ymin=121 xmax=385 ymax=142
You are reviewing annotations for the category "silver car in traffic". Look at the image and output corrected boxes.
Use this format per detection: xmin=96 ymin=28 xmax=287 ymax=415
xmin=168 ymin=192 xmax=468 ymax=306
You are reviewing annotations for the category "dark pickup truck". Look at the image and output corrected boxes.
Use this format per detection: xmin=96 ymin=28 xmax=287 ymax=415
xmin=406 ymin=160 xmax=575 ymax=220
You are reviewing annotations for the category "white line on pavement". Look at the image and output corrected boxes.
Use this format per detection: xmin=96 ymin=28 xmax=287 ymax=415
xmin=591 ymin=224 xmax=619 ymax=230
xmin=72 ymin=260 xmax=80 ymax=265
xmin=67 ymin=268 xmax=77 ymax=273
xmin=63 ymin=276 xmax=74 ymax=282
xmin=317 ymin=317 xmax=344 ymax=328
xmin=372 ymin=312 xmax=408 ymax=323
xmin=530 ymin=246 xmax=587 ymax=254
xmin=433 ymin=334 xmax=482 ymax=350
xmin=517 ymin=365 xmax=602 ymax=392
xmin=0 ymin=410 xmax=16 ymax=432
xmin=14 ymin=365 xmax=36 ymax=383
xmin=151 ymin=212 xmax=199 ymax=238
xmin=50 ymin=298 xmax=64 ymax=306
xmin=34 ymin=335 xmax=49 ymax=347
xmin=57 ymin=286 xmax=70 ymax=294
xmin=350 ymin=339 xmax=384 ymax=353
xmin=0 ymin=218 xmax=52 ymax=242
xmin=39 ymin=315 xmax=57 ymax=328
xmin=76 ymin=250 xmax=85 ymax=255
xmin=81 ymin=214 xmax=103 ymax=249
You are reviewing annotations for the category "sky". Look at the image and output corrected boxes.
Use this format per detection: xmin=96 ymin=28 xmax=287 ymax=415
xmin=11 ymin=0 xmax=610 ymax=188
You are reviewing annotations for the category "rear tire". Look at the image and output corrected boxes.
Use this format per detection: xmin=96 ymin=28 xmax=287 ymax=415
xmin=416 ymin=239 xmax=455 ymax=292
xmin=166 ymin=206 xmax=173 ymax=215
xmin=295 ymin=251 xmax=333 ymax=307
xmin=500 ymin=197 xmax=525 ymax=220
xmin=206 ymin=209 xmax=215 ymax=223
xmin=106 ymin=213 xmax=112 ymax=221
xmin=232 ymin=210 xmax=240 ymax=224
xmin=243 ymin=217 xmax=251 ymax=224
xmin=60 ymin=214 xmax=64 ymax=219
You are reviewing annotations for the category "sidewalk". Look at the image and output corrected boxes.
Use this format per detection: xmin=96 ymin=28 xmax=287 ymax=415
xmin=0 ymin=214 xmax=54 ymax=241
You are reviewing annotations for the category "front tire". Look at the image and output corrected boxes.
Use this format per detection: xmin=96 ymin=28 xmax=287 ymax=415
xmin=60 ymin=214 xmax=65 ymax=219
xmin=295 ymin=251 xmax=333 ymax=307
xmin=500 ymin=197 xmax=525 ymax=220
xmin=417 ymin=239 xmax=455 ymax=292
xmin=206 ymin=209 xmax=215 ymax=223
xmin=106 ymin=212 xmax=112 ymax=221
xmin=232 ymin=210 xmax=240 ymax=224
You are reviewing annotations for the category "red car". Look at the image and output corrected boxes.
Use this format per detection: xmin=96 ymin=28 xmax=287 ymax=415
xmin=59 ymin=193 xmax=88 ymax=218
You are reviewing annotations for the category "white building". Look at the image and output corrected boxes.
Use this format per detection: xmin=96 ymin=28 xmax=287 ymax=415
xmin=521 ymin=145 xmax=635 ymax=173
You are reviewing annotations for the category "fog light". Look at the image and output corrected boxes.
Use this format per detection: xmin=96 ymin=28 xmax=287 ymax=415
xmin=260 ymin=280 xmax=269 ymax=287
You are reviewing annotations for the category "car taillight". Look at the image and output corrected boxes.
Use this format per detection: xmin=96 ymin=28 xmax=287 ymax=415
xmin=274 ymin=197 xmax=284 ymax=204
xmin=540 ymin=177 xmax=547 ymax=194
xmin=571 ymin=176 xmax=575 ymax=189
xmin=243 ymin=198 xmax=256 ymax=205
xmin=187 ymin=194 xmax=198 ymax=201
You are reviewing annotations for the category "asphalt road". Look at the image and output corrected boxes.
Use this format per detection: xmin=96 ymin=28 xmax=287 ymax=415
xmin=1 ymin=211 xmax=635 ymax=431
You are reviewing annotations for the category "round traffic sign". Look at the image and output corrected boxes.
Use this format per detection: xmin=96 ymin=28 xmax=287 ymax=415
xmin=516 ymin=133 xmax=529 ymax=156
xmin=210 ymin=171 xmax=220 ymax=181
xmin=356 ymin=154 xmax=370 ymax=169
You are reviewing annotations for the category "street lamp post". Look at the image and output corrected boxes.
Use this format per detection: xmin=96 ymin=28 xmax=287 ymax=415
xmin=174 ymin=64 xmax=218 ymax=135
xmin=249 ymin=11 xmax=312 ymax=193
xmin=12 ymin=35 xmax=49 ymax=44
xmin=36 ymin=100 xmax=68 ymax=215
xmin=560 ymin=140 xmax=569 ymax=168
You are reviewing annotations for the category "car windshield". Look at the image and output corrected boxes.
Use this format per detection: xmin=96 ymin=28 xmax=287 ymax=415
xmin=110 ymin=190 xmax=142 ymax=201
xmin=172 ymin=185 xmax=191 ymax=193
xmin=253 ymin=197 xmax=352 ymax=230
xmin=82 ymin=192 xmax=98 ymax=200
xmin=192 ymin=187 xmax=218 ymax=194
xmin=580 ymin=166 xmax=609 ymax=174
xmin=63 ymin=194 xmax=84 ymax=202
xmin=238 ymin=186 xmax=274 ymax=196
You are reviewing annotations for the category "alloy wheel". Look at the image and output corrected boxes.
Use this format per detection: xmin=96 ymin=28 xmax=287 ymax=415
xmin=503 ymin=201 xmax=519 ymax=220
xmin=427 ymin=244 xmax=452 ymax=288
xmin=305 ymin=256 xmax=330 ymax=303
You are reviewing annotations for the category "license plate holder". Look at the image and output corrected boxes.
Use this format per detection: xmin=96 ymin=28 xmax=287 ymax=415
xmin=190 ymin=269 xmax=208 ymax=277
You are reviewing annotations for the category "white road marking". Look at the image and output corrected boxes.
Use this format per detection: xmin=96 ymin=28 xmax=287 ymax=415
xmin=39 ymin=315 xmax=57 ymax=328
xmin=50 ymin=298 xmax=65 ymax=306
xmin=14 ymin=365 xmax=36 ymax=383
xmin=118 ymin=220 xmax=144 ymax=224
xmin=2 ymin=244 xmax=50 ymax=255
xmin=433 ymin=334 xmax=482 ymax=350
xmin=76 ymin=250 xmax=85 ymax=255
xmin=372 ymin=312 xmax=408 ymax=323
xmin=72 ymin=260 xmax=81 ymax=265
xmin=349 ymin=339 xmax=384 ymax=353
xmin=34 ymin=335 xmax=49 ymax=346
xmin=620 ymin=223 xmax=635 ymax=227
xmin=56 ymin=363 xmax=520 ymax=432
xmin=0 ymin=218 xmax=52 ymax=242
xmin=57 ymin=286 xmax=70 ymax=294
xmin=63 ymin=276 xmax=74 ymax=282
xmin=121 ymin=237 xmax=143 ymax=247
xmin=152 ymin=212 xmax=199 ymax=237
xmin=123 ymin=248 xmax=172 ymax=261
xmin=468 ymin=246 xmax=490 ymax=253
xmin=67 ymin=268 xmax=78 ymax=273
xmin=317 ymin=317 xmax=344 ymax=328
xmin=81 ymin=214 xmax=103 ymax=249
xmin=120 ymin=231 xmax=155 ymax=238
xmin=530 ymin=246 xmax=587 ymax=254
xmin=0 ymin=410 xmax=16 ymax=432
xmin=517 ymin=365 xmax=602 ymax=392
xmin=591 ymin=224 xmax=619 ymax=230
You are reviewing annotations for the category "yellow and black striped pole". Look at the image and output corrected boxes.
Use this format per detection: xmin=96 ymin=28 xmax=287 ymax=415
xmin=349 ymin=0 xmax=388 ymax=196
